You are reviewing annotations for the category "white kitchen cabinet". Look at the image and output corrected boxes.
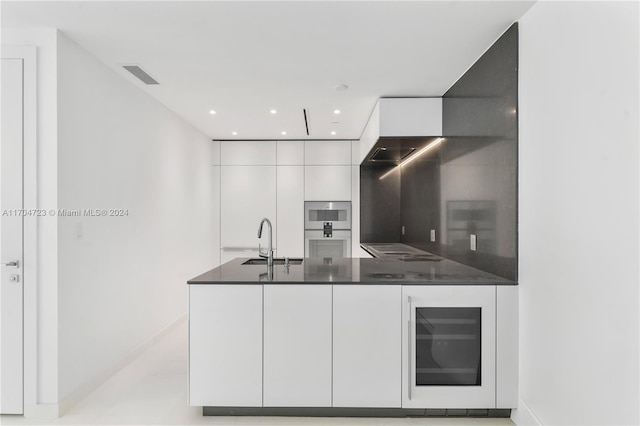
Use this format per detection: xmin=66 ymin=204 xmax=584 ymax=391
xmin=277 ymin=140 xmax=304 ymax=165
xmin=221 ymin=140 xmax=277 ymax=165
xmin=333 ymin=286 xmax=402 ymax=408
xmin=263 ymin=285 xmax=332 ymax=407
xmin=304 ymin=165 xmax=352 ymax=201
xmin=401 ymin=285 xmax=496 ymax=409
xmin=221 ymin=165 xmax=277 ymax=250
xmin=304 ymin=141 xmax=352 ymax=165
xmin=189 ymin=285 xmax=262 ymax=407
xmin=276 ymin=166 xmax=304 ymax=257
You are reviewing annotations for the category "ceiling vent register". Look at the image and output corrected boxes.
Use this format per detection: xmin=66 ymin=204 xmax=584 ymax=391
xmin=122 ymin=65 xmax=159 ymax=85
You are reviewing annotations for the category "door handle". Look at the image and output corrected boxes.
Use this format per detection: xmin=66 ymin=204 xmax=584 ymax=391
xmin=1 ymin=260 xmax=19 ymax=268
xmin=407 ymin=296 xmax=412 ymax=401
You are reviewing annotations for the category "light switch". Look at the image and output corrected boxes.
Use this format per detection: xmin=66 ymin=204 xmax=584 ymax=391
xmin=470 ymin=234 xmax=477 ymax=251
xmin=430 ymin=229 xmax=436 ymax=242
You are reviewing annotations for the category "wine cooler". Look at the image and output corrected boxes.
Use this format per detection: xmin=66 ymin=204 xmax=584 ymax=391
xmin=402 ymin=286 xmax=496 ymax=409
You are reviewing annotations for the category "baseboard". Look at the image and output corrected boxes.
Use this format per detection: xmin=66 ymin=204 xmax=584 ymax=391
xmin=58 ymin=314 xmax=187 ymax=417
xmin=511 ymin=398 xmax=543 ymax=425
xmin=23 ymin=402 xmax=59 ymax=420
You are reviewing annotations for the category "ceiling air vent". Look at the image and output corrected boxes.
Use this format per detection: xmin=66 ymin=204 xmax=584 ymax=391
xmin=122 ymin=65 xmax=159 ymax=85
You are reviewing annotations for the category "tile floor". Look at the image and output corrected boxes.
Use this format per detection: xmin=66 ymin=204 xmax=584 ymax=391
xmin=1 ymin=319 xmax=514 ymax=426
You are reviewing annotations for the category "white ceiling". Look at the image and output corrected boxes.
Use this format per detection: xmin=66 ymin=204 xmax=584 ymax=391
xmin=2 ymin=1 xmax=535 ymax=141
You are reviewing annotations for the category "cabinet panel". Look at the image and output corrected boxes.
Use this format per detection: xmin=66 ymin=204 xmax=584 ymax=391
xmin=401 ymin=286 xmax=496 ymax=409
xmin=496 ymin=286 xmax=518 ymax=408
xmin=221 ymin=141 xmax=276 ymax=165
xmin=221 ymin=166 xmax=277 ymax=248
xmin=379 ymin=98 xmax=442 ymax=137
xmin=304 ymin=140 xmax=352 ymax=165
xmin=189 ymin=285 xmax=262 ymax=406
xmin=305 ymin=165 xmax=352 ymax=201
xmin=333 ymin=286 xmax=402 ymax=407
xmin=277 ymin=166 xmax=304 ymax=257
xmin=263 ymin=285 xmax=332 ymax=407
xmin=277 ymin=140 xmax=304 ymax=165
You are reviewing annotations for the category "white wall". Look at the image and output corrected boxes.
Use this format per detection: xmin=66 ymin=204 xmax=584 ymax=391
xmin=1 ymin=28 xmax=60 ymax=410
xmin=517 ymin=2 xmax=639 ymax=425
xmin=56 ymin=33 xmax=216 ymax=408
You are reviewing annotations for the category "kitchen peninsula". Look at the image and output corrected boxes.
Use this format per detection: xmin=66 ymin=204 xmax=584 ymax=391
xmin=187 ymin=256 xmax=518 ymax=417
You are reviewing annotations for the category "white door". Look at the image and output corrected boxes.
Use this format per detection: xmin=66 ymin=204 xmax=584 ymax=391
xmin=220 ymin=165 xmax=277 ymax=253
xmin=189 ymin=285 xmax=263 ymax=407
xmin=333 ymin=285 xmax=402 ymax=408
xmin=0 ymin=58 xmax=25 ymax=414
xmin=263 ymin=285 xmax=332 ymax=407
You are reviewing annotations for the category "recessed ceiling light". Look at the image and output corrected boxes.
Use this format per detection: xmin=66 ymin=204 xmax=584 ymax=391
xmin=334 ymin=109 xmax=341 ymax=115
xmin=232 ymin=131 xmax=237 ymax=136
xmin=281 ymin=131 xmax=287 ymax=135
xmin=270 ymin=109 xmax=277 ymax=114
xmin=331 ymin=131 xmax=336 ymax=136
xmin=209 ymin=110 xmax=216 ymax=115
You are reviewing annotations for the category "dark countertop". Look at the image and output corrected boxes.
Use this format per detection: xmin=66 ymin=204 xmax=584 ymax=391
xmin=188 ymin=256 xmax=516 ymax=286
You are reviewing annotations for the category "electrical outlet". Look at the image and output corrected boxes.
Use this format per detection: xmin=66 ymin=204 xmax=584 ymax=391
xmin=430 ymin=229 xmax=436 ymax=242
xmin=470 ymin=234 xmax=477 ymax=251
xmin=401 ymin=225 xmax=405 ymax=236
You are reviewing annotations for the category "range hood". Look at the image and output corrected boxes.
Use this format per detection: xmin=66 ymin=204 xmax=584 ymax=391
xmin=361 ymin=137 xmax=442 ymax=166
xmin=357 ymin=98 xmax=443 ymax=165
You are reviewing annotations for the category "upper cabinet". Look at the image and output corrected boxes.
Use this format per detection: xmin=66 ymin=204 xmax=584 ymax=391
xmin=305 ymin=141 xmax=352 ymax=165
xmin=221 ymin=141 xmax=277 ymax=165
xmin=277 ymin=140 xmax=304 ymax=165
xmin=357 ymin=98 xmax=443 ymax=165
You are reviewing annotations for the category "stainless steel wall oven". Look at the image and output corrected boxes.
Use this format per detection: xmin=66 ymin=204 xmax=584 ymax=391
xmin=304 ymin=201 xmax=351 ymax=258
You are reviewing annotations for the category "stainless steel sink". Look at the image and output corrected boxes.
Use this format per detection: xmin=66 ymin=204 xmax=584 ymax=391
xmin=242 ymin=258 xmax=303 ymax=265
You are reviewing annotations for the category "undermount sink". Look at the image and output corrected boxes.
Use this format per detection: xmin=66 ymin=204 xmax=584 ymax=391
xmin=242 ymin=258 xmax=303 ymax=265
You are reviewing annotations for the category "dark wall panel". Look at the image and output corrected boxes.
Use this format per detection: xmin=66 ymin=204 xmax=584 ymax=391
xmin=441 ymin=23 xmax=518 ymax=280
xmin=360 ymin=165 xmax=402 ymax=243
xmin=400 ymin=155 xmax=441 ymax=254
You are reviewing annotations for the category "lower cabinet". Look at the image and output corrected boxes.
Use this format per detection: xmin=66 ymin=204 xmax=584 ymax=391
xmin=188 ymin=284 xmax=516 ymax=410
xmin=189 ymin=285 xmax=262 ymax=407
xmin=333 ymin=285 xmax=402 ymax=407
xmin=263 ymin=285 xmax=332 ymax=407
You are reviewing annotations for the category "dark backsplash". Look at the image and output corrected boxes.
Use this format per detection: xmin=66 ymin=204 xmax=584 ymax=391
xmin=361 ymin=23 xmax=518 ymax=281
xmin=360 ymin=165 xmax=402 ymax=243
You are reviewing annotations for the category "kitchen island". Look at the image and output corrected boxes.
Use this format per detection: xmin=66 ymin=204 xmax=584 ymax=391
xmin=188 ymin=256 xmax=517 ymax=417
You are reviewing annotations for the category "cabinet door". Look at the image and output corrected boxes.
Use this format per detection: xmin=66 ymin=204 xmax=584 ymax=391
xmin=221 ymin=166 xmax=277 ymax=249
xmin=189 ymin=285 xmax=262 ymax=406
xmin=277 ymin=166 xmax=304 ymax=257
xmin=304 ymin=140 xmax=352 ymax=165
xmin=263 ymin=285 xmax=332 ymax=407
xmin=304 ymin=165 xmax=352 ymax=201
xmin=221 ymin=141 xmax=276 ymax=165
xmin=401 ymin=286 xmax=496 ymax=409
xmin=333 ymin=286 xmax=402 ymax=407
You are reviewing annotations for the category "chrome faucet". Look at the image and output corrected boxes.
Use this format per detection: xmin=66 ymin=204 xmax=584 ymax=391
xmin=257 ymin=218 xmax=274 ymax=267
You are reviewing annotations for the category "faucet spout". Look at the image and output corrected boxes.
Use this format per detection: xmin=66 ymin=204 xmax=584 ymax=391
xmin=257 ymin=218 xmax=274 ymax=267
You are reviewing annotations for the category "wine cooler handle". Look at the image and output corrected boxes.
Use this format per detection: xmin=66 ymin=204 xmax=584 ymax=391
xmin=407 ymin=296 xmax=412 ymax=401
